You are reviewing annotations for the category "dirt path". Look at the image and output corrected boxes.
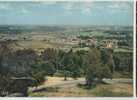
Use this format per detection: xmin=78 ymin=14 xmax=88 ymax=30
xmin=44 ymin=78 xmax=132 ymax=87
xmin=30 ymin=77 xmax=132 ymax=92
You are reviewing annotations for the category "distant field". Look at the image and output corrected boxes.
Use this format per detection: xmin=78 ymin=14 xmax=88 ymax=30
xmin=114 ymin=48 xmax=133 ymax=53
xmin=12 ymin=39 xmax=133 ymax=53
xmin=12 ymin=40 xmax=75 ymax=52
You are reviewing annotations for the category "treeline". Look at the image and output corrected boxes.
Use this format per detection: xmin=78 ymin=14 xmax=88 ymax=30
xmin=0 ymin=43 xmax=132 ymax=96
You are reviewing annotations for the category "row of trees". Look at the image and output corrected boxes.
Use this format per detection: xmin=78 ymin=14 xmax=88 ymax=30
xmin=0 ymin=42 xmax=133 ymax=96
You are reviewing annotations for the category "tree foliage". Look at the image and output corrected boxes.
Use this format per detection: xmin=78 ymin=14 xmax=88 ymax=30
xmin=85 ymin=48 xmax=112 ymax=88
xmin=0 ymin=42 xmax=132 ymax=96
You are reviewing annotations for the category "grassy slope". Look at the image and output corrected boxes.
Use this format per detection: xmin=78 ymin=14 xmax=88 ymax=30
xmin=28 ymin=77 xmax=133 ymax=97
xmin=29 ymin=83 xmax=133 ymax=97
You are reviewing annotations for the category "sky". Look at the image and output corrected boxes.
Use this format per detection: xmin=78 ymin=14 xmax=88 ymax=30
xmin=0 ymin=1 xmax=133 ymax=26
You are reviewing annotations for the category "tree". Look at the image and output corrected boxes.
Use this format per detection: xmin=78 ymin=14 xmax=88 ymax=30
xmin=31 ymin=61 xmax=56 ymax=84
xmin=95 ymin=64 xmax=112 ymax=82
xmin=41 ymin=48 xmax=57 ymax=61
xmin=59 ymin=50 xmax=73 ymax=81
xmin=100 ymin=48 xmax=115 ymax=73
xmin=69 ymin=52 xmax=84 ymax=79
xmin=85 ymin=48 xmax=112 ymax=88
xmin=58 ymin=49 xmax=83 ymax=80
xmin=2 ymin=49 xmax=38 ymax=77
xmin=85 ymin=48 xmax=101 ymax=87
xmin=0 ymin=47 xmax=38 ymax=96
xmin=113 ymin=52 xmax=133 ymax=73
xmin=0 ymin=41 xmax=14 ymax=96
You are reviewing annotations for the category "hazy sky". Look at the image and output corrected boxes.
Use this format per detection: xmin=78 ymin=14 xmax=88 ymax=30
xmin=0 ymin=1 xmax=133 ymax=26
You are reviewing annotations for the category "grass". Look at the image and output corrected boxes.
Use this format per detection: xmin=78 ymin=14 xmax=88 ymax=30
xmin=28 ymin=77 xmax=133 ymax=97
xmin=112 ymin=71 xmax=132 ymax=78
xmin=29 ymin=83 xmax=133 ymax=97
xmin=91 ymin=83 xmax=133 ymax=97
xmin=92 ymin=87 xmax=131 ymax=97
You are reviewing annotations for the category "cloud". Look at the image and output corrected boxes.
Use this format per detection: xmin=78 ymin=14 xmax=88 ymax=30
xmin=64 ymin=2 xmax=73 ymax=10
xmin=63 ymin=1 xmax=93 ymax=15
xmin=108 ymin=2 xmax=131 ymax=10
xmin=40 ymin=1 xmax=57 ymax=5
xmin=0 ymin=1 xmax=132 ymax=16
xmin=21 ymin=8 xmax=29 ymax=14
xmin=0 ymin=3 xmax=31 ymax=15
xmin=62 ymin=1 xmax=132 ymax=16
xmin=0 ymin=3 xmax=11 ymax=10
xmin=82 ymin=8 xmax=91 ymax=14
xmin=64 ymin=1 xmax=92 ymax=10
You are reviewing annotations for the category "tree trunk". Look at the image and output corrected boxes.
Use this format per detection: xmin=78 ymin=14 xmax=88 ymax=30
xmin=86 ymin=79 xmax=93 ymax=88
xmin=64 ymin=75 xmax=67 ymax=81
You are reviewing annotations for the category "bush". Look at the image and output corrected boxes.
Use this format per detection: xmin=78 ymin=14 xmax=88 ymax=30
xmin=54 ymin=70 xmax=64 ymax=77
